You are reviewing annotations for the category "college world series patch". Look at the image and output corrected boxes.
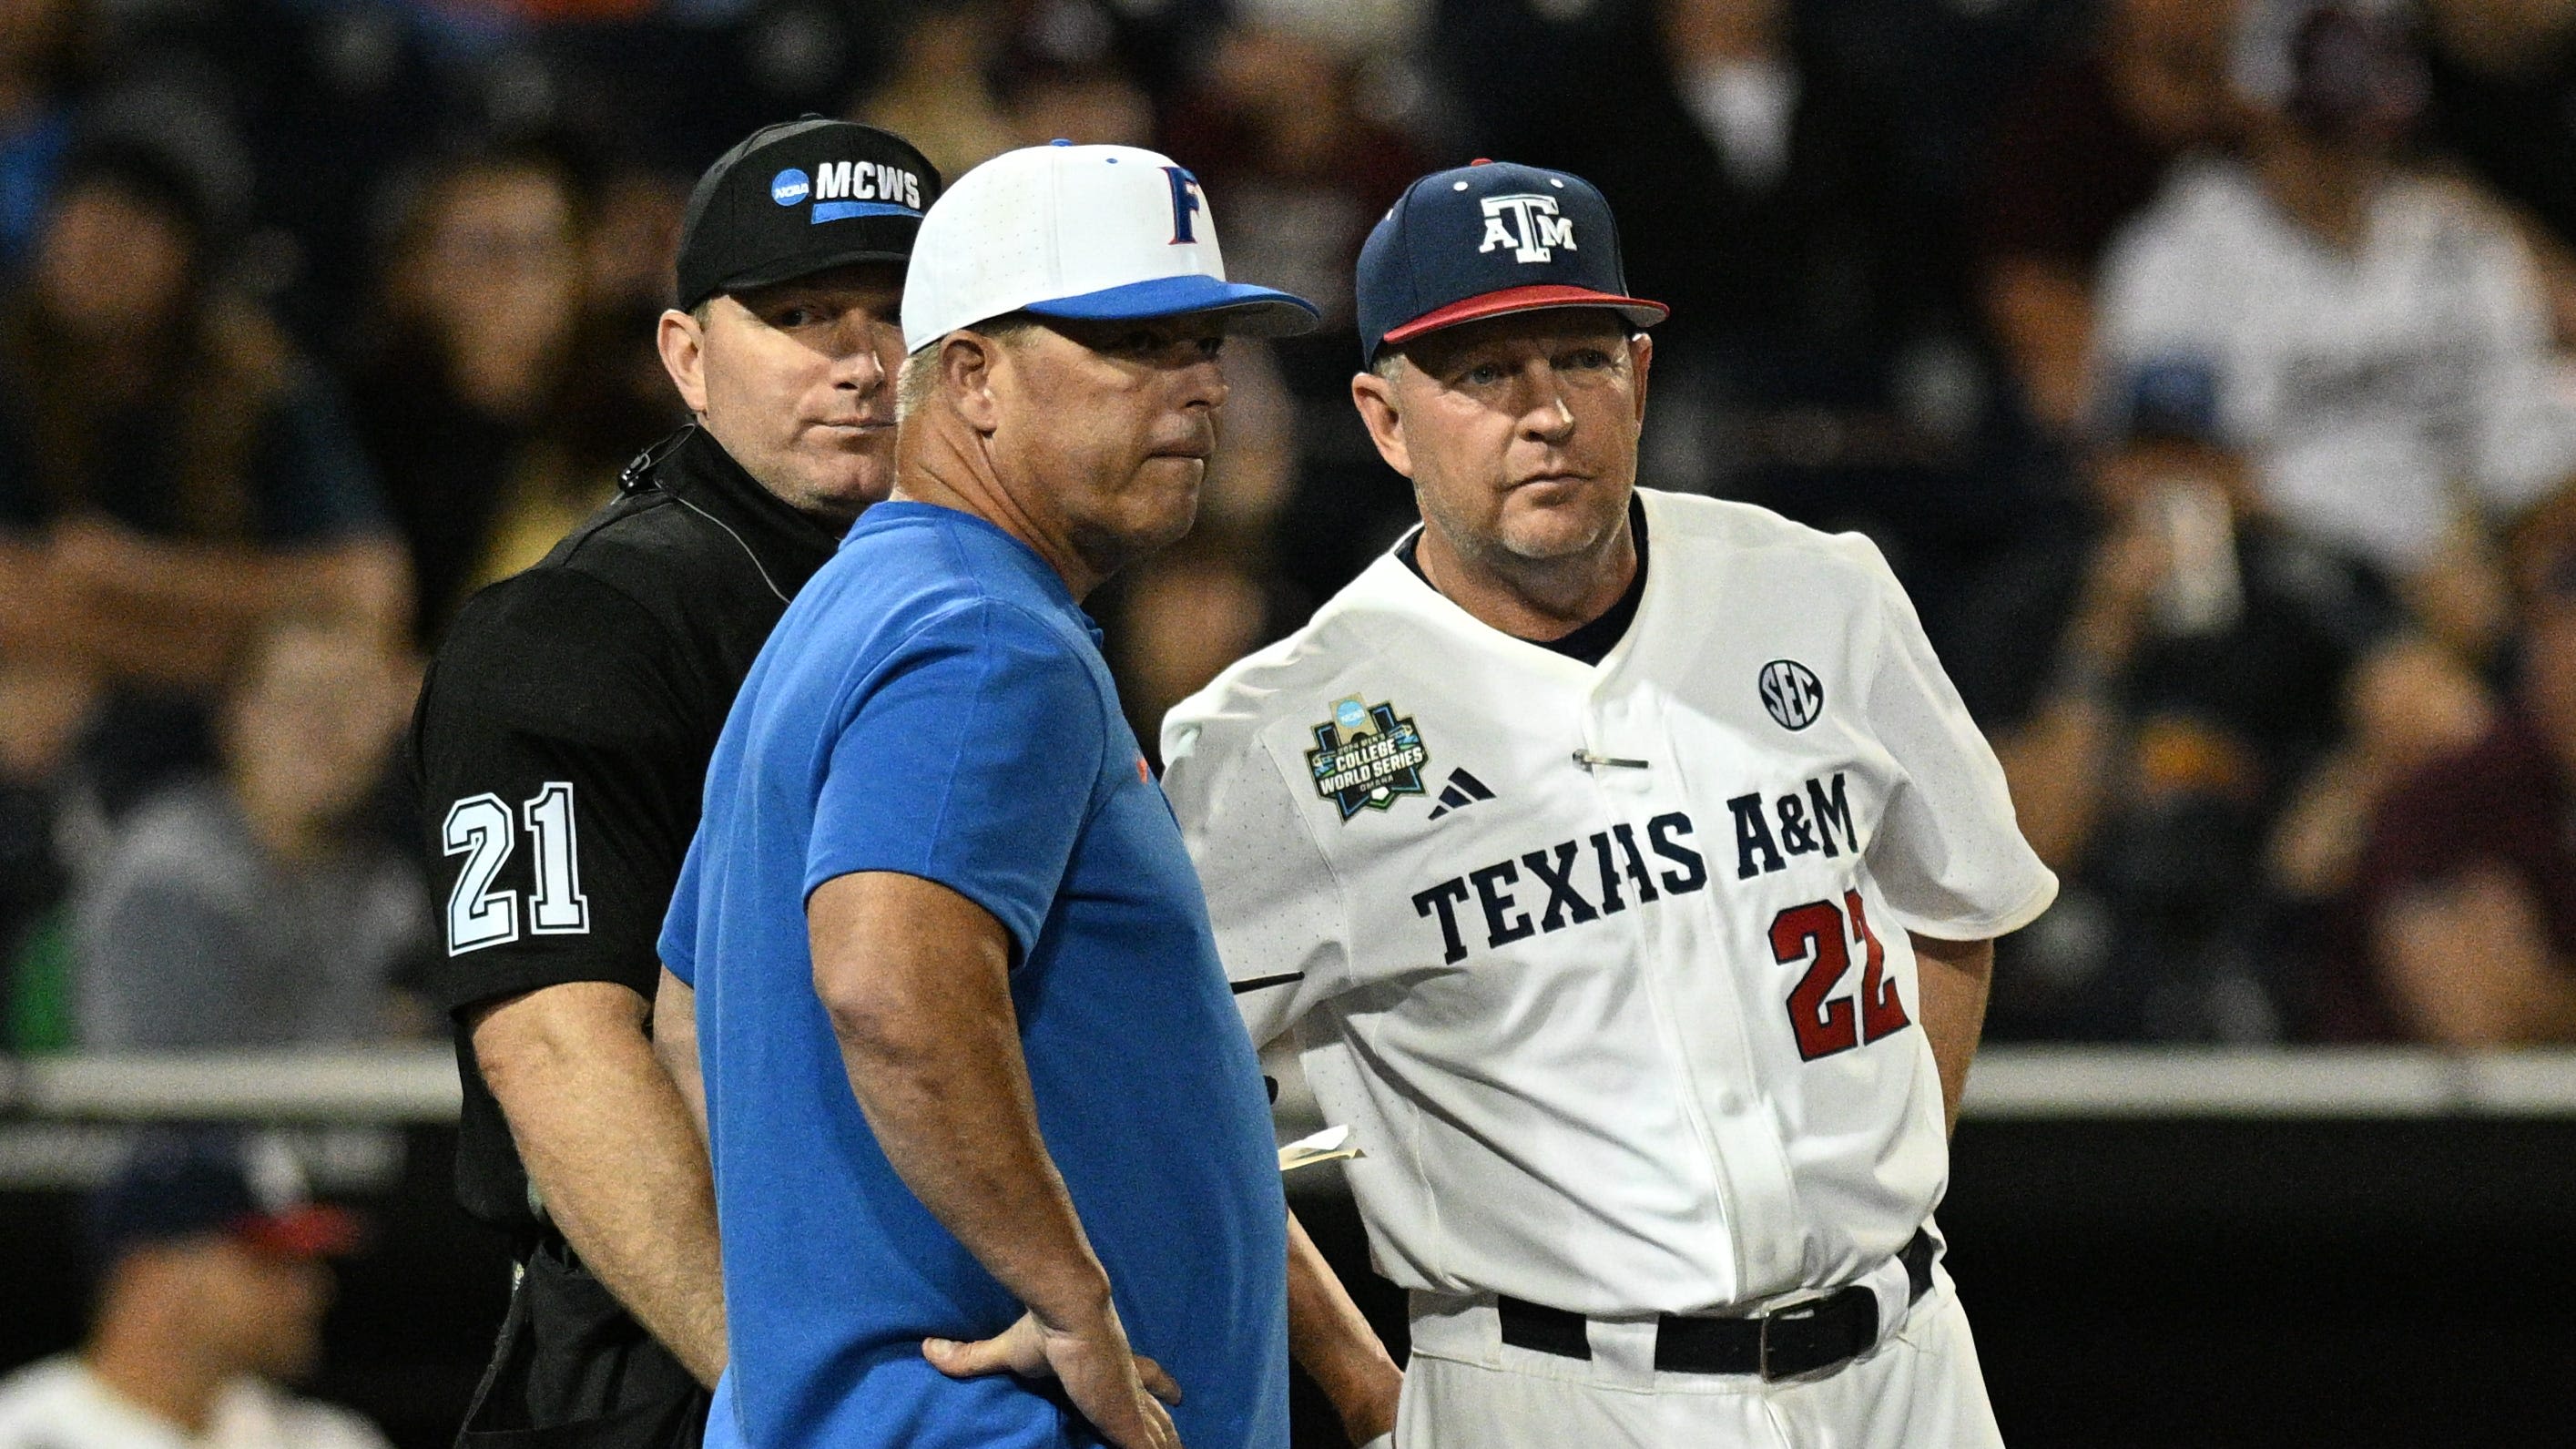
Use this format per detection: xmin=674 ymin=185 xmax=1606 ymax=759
xmin=1307 ymin=698 xmax=1430 ymax=820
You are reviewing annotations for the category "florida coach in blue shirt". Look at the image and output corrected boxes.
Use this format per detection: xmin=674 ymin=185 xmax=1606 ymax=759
xmin=657 ymin=141 xmax=1319 ymax=1449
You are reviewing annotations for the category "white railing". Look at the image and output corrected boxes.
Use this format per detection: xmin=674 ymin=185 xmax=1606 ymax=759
xmin=1 ymin=1048 xmax=462 ymax=1121
xmin=0 ymin=1049 xmax=459 ymax=1190
xmin=8 ymin=1046 xmax=2576 ymax=1125
xmin=1960 ymin=1046 xmax=2576 ymax=1118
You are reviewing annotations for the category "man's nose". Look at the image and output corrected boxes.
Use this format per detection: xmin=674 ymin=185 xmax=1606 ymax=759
xmin=1180 ymin=352 xmax=1230 ymax=410
xmin=830 ymin=318 xmax=894 ymax=391
xmin=1521 ymin=373 xmax=1575 ymax=443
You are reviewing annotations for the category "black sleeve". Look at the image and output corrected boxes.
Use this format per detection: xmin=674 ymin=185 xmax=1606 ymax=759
xmin=410 ymin=567 xmax=699 ymax=1017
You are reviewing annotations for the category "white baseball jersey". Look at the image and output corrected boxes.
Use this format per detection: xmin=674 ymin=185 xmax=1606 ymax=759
xmin=2096 ymin=158 xmax=2576 ymax=574
xmin=1160 ymin=489 xmax=2055 ymax=1318
xmin=0 ymin=1356 xmax=392 ymax=1449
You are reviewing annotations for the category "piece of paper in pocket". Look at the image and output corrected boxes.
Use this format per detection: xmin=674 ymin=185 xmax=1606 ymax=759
xmin=1278 ymin=1125 xmax=1362 ymax=1174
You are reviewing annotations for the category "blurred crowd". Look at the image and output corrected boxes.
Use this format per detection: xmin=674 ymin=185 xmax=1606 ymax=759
xmin=2 ymin=0 xmax=2574 ymax=1056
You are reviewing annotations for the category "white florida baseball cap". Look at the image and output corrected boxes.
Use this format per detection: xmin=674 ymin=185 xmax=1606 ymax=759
xmin=900 ymin=140 xmax=1320 ymax=353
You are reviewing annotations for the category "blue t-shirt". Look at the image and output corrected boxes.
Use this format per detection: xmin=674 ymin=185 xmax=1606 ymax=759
xmin=662 ymin=502 xmax=1287 ymax=1449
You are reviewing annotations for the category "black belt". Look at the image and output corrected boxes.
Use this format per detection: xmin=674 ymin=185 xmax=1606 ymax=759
xmin=1497 ymin=1228 xmax=1937 ymax=1381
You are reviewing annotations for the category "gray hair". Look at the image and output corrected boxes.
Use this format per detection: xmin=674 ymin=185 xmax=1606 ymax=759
xmin=896 ymin=344 xmax=942 ymax=423
xmin=895 ymin=315 xmax=1040 ymax=423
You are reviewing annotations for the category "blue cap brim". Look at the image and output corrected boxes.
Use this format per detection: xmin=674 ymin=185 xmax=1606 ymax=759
xmin=1023 ymin=274 xmax=1320 ymax=338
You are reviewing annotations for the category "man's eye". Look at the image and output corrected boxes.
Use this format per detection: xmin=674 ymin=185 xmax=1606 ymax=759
xmin=771 ymin=307 xmax=819 ymax=328
xmin=1462 ymin=363 xmax=1507 ymax=386
xmin=1562 ymin=349 xmax=1613 ymax=371
xmin=1196 ymin=336 xmax=1226 ymax=360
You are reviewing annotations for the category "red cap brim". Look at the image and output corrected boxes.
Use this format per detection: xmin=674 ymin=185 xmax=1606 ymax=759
xmin=1380 ymin=283 xmax=1669 ymax=348
xmin=231 ymin=1204 xmax=364 ymax=1259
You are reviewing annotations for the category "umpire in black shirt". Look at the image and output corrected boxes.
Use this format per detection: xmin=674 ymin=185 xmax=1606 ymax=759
xmin=410 ymin=118 xmax=940 ymax=1447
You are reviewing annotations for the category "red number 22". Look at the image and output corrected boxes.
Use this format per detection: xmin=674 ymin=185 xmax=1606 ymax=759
xmin=1774 ymin=891 xmax=1911 ymax=1062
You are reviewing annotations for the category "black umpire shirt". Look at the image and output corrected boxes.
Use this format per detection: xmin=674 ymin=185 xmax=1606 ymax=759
xmin=411 ymin=423 xmax=840 ymax=1235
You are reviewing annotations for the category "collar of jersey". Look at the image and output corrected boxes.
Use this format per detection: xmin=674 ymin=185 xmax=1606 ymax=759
xmin=1360 ymin=490 xmax=1666 ymax=679
xmin=663 ymin=426 xmax=845 ymax=581
xmin=847 ymin=500 xmax=1084 ymax=617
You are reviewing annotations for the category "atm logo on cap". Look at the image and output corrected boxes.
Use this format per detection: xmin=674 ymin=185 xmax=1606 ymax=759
xmin=1479 ymin=193 xmax=1575 ymax=263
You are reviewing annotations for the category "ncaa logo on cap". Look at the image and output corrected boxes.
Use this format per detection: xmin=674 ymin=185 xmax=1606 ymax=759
xmin=1481 ymin=193 xmax=1575 ymax=263
xmin=770 ymin=168 xmax=810 ymax=206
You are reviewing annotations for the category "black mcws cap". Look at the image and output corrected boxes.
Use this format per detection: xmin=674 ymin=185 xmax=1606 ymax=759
xmin=1355 ymin=158 xmax=1665 ymax=365
xmin=675 ymin=117 xmax=942 ymax=311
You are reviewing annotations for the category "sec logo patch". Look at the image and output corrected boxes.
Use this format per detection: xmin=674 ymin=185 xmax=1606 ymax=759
xmin=1759 ymin=659 xmax=1824 ymax=730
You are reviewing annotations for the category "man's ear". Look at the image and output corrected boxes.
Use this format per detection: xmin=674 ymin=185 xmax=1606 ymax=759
xmin=657 ymin=308 xmax=709 ymax=414
xmin=1349 ymin=365 xmax=1414 ymax=481
xmin=945 ymin=332 xmax=1005 ymax=434
xmin=1628 ymin=332 xmax=1654 ymax=423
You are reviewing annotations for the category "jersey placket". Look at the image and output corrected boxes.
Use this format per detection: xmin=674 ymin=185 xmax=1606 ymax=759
xmin=1579 ymin=591 xmax=1805 ymax=1308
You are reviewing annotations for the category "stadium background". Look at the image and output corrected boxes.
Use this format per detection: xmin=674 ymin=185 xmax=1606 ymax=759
xmin=2 ymin=0 xmax=2573 ymax=1444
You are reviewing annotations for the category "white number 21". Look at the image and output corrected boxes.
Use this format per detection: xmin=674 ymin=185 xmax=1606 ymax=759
xmin=443 ymin=781 xmax=591 ymax=954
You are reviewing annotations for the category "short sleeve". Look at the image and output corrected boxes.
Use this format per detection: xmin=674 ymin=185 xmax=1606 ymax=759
xmin=410 ymin=569 xmax=697 ymax=1015
xmin=662 ymin=832 xmax=706 ymax=987
xmin=1852 ymin=541 xmax=2059 ymax=940
xmin=803 ymin=601 xmax=1107 ymax=961
xmin=1160 ymin=708 xmax=1349 ymax=1048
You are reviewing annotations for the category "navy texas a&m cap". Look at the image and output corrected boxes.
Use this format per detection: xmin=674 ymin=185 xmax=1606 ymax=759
xmin=675 ymin=117 xmax=942 ymax=311
xmin=1354 ymin=158 xmax=1666 ymax=364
